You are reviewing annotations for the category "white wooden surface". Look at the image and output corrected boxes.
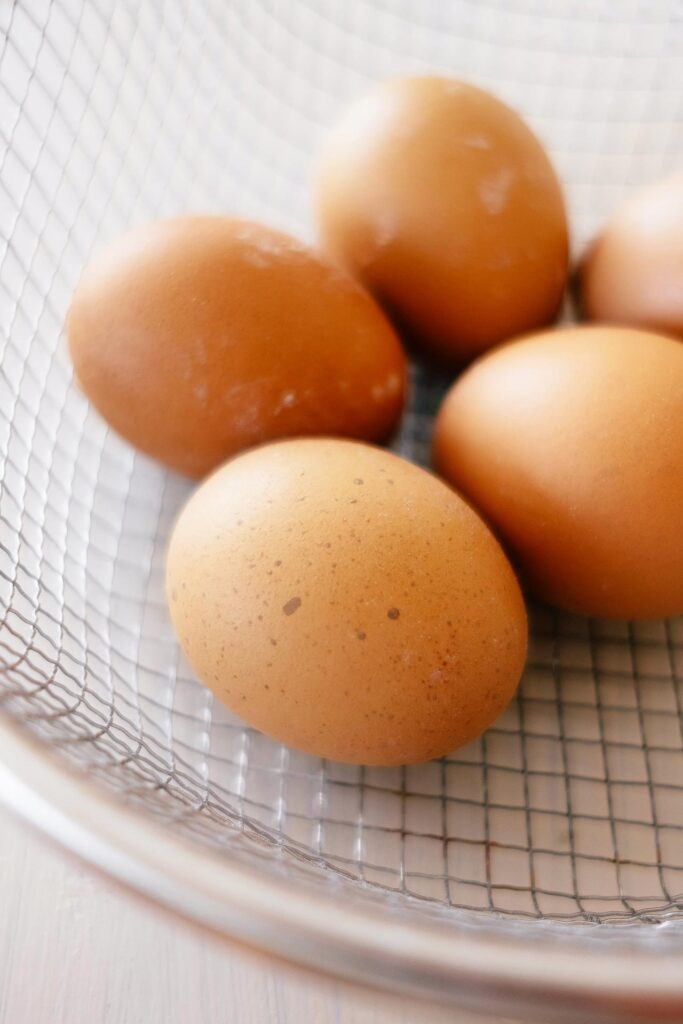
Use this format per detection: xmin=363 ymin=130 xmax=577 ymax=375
xmin=0 ymin=810 xmax=512 ymax=1024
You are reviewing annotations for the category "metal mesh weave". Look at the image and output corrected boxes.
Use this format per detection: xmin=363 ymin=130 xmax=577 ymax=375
xmin=1 ymin=0 xmax=682 ymax=925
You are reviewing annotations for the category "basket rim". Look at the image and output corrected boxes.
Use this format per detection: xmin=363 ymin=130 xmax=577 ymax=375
xmin=1 ymin=711 xmax=682 ymax=1022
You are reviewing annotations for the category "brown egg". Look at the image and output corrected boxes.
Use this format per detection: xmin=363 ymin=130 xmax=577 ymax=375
xmin=67 ymin=217 xmax=406 ymax=477
xmin=314 ymin=76 xmax=569 ymax=366
xmin=166 ymin=439 xmax=527 ymax=765
xmin=580 ymin=175 xmax=683 ymax=339
xmin=433 ymin=325 xmax=683 ymax=620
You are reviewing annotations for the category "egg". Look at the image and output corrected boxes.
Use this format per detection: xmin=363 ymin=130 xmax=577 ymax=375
xmin=579 ymin=175 xmax=683 ymax=339
xmin=433 ymin=326 xmax=683 ymax=620
xmin=166 ymin=438 xmax=527 ymax=765
xmin=314 ymin=76 xmax=569 ymax=366
xmin=67 ymin=217 xmax=406 ymax=477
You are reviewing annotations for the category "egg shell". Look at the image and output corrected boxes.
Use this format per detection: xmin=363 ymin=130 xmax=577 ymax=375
xmin=166 ymin=438 xmax=527 ymax=765
xmin=433 ymin=325 xmax=683 ymax=620
xmin=315 ymin=76 xmax=569 ymax=366
xmin=580 ymin=175 xmax=683 ymax=339
xmin=67 ymin=217 xmax=406 ymax=477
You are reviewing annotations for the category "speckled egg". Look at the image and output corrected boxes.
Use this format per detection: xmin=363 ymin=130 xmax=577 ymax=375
xmin=166 ymin=438 xmax=527 ymax=765
xmin=315 ymin=76 xmax=569 ymax=366
xmin=67 ymin=217 xmax=406 ymax=477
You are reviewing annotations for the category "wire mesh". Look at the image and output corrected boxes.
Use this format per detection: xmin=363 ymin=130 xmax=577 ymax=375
xmin=1 ymin=0 xmax=682 ymax=926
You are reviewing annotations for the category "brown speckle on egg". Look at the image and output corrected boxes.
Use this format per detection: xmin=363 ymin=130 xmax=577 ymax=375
xmin=166 ymin=438 xmax=527 ymax=765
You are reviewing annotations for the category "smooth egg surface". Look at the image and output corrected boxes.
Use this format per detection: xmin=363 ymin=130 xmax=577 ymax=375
xmin=580 ymin=175 xmax=683 ymax=339
xmin=167 ymin=439 xmax=527 ymax=765
xmin=68 ymin=217 xmax=406 ymax=477
xmin=315 ymin=76 xmax=569 ymax=366
xmin=433 ymin=326 xmax=683 ymax=620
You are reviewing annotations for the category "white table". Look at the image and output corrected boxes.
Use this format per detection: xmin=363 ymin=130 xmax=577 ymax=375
xmin=0 ymin=810 xmax=506 ymax=1024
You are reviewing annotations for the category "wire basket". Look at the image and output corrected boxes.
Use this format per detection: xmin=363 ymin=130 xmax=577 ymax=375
xmin=1 ymin=2 xmax=682 ymax=1020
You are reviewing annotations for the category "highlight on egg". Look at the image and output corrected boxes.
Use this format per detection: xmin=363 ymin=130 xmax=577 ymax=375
xmin=579 ymin=175 xmax=683 ymax=339
xmin=433 ymin=325 xmax=683 ymax=620
xmin=67 ymin=216 xmax=407 ymax=477
xmin=166 ymin=438 xmax=528 ymax=765
xmin=314 ymin=76 xmax=569 ymax=366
